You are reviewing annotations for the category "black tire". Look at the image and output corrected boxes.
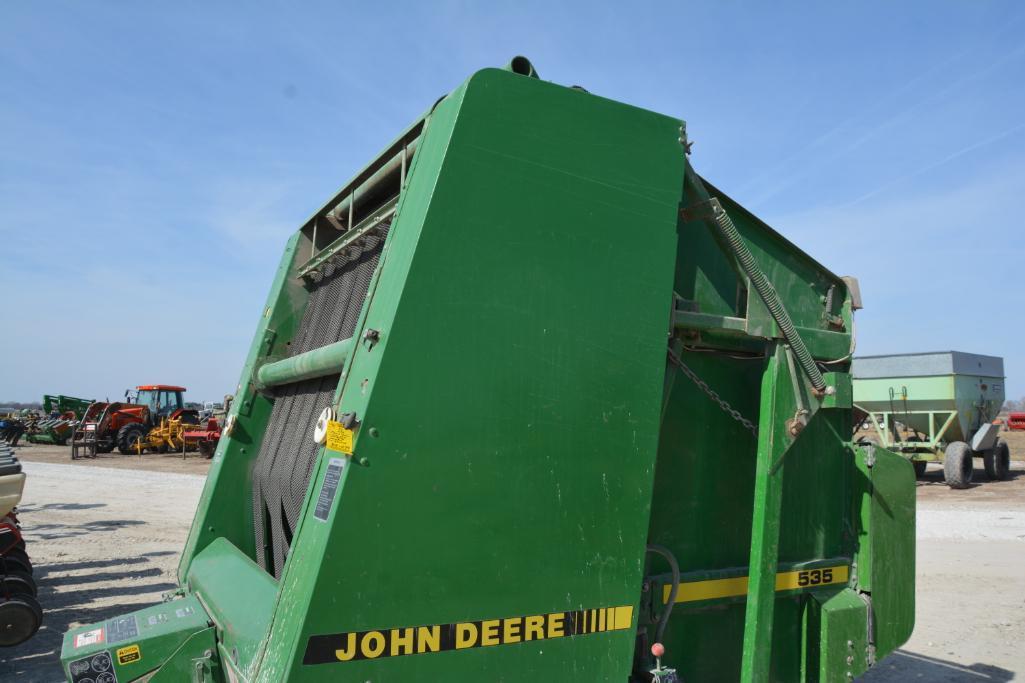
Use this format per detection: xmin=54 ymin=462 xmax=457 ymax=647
xmin=984 ymin=438 xmax=1011 ymax=481
xmin=1 ymin=548 xmax=31 ymax=575
xmin=116 ymin=423 xmax=148 ymax=455
xmin=0 ymin=593 xmax=42 ymax=646
xmin=912 ymin=460 xmax=928 ymax=478
xmin=95 ymin=438 xmax=115 ymax=454
xmin=1 ymin=570 xmax=37 ymax=597
xmin=944 ymin=441 xmax=974 ymax=489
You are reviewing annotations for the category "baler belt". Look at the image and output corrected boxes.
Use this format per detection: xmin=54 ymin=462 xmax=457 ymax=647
xmin=252 ymin=226 xmax=388 ymax=578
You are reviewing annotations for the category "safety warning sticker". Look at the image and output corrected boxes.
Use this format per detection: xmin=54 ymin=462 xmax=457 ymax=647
xmin=302 ymin=605 xmax=634 ymax=665
xmin=74 ymin=628 xmax=104 ymax=649
xmin=67 ymin=650 xmax=118 ymax=683
xmin=104 ymin=615 xmax=139 ymax=645
xmin=116 ymin=644 xmax=141 ymax=666
xmin=325 ymin=420 xmax=353 ymax=455
xmin=314 ymin=458 xmax=346 ymax=521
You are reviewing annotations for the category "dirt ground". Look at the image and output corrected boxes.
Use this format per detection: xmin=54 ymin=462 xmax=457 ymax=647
xmin=0 ymin=445 xmax=206 ymax=681
xmin=10 ymin=442 xmax=214 ymax=475
xmin=2 ymin=440 xmax=1024 ymax=682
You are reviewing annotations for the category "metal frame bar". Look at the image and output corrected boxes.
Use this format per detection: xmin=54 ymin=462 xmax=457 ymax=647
xmin=858 ymin=405 xmax=958 ymax=451
xmin=740 ymin=342 xmax=789 ymax=682
xmin=673 ymin=307 xmax=851 ymax=360
xmin=255 ymin=338 xmax=354 ymax=389
xmin=297 ymin=197 xmax=399 ymax=280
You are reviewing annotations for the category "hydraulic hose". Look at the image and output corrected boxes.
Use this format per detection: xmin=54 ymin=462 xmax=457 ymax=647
xmin=646 ymin=544 xmax=680 ymax=645
xmin=705 ymin=198 xmax=827 ymax=394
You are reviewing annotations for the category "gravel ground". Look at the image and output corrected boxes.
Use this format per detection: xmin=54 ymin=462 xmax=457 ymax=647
xmin=859 ymin=456 xmax=1025 ymax=682
xmin=0 ymin=455 xmax=204 ymax=681
xmin=1 ymin=443 xmax=1023 ymax=681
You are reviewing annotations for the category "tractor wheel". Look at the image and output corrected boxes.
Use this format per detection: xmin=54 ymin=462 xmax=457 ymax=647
xmin=984 ymin=439 xmax=1010 ymax=481
xmin=943 ymin=441 xmax=974 ymax=489
xmin=1 ymin=570 xmax=37 ymax=597
xmin=95 ymin=439 xmax=115 ymax=454
xmin=0 ymin=593 xmax=42 ymax=646
xmin=1 ymin=548 xmax=32 ymax=575
xmin=912 ymin=460 xmax=928 ymax=478
xmin=198 ymin=441 xmax=215 ymax=459
xmin=117 ymin=424 xmax=148 ymax=455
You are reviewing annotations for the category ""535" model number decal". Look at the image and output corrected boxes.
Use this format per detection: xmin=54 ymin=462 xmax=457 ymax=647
xmin=797 ymin=568 xmax=834 ymax=587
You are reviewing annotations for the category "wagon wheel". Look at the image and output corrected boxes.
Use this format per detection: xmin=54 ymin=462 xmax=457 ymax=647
xmin=983 ymin=439 xmax=1010 ymax=480
xmin=943 ymin=441 xmax=973 ymax=489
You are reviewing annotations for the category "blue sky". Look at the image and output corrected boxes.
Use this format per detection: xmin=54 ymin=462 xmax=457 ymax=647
xmin=2 ymin=2 xmax=1024 ymax=403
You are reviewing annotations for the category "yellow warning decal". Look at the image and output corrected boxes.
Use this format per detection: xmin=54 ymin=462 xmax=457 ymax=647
xmin=303 ymin=605 xmax=634 ymax=665
xmin=116 ymin=644 xmax=141 ymax=665
xmin=325 ymin=420 xmax=353 ymax=455
xmin=663 ymin=565 xmax=849 ymax=604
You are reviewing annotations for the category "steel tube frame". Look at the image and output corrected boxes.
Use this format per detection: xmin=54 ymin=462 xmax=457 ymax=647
xmin=256 ymin=338 xmax=354 ymax=389
xmin=860 ymin=406 xmax=959 ymax=452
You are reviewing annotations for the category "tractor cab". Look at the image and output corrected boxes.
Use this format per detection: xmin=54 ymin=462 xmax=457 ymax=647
xmin=131 ymin=385 xmax=186 ymax=420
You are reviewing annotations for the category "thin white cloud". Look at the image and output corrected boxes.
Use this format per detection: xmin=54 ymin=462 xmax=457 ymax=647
xmin=844 ymin=121 xmax=1025 ymax=207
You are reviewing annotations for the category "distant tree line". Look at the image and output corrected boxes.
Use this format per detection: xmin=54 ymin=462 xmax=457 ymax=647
xmin=1003 ymin=398 xmax=1025 ymax=413
xmin=0 ymin=402 xmax=43 ymax=411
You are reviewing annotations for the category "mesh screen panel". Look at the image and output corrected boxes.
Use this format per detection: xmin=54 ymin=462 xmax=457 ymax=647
xmin=252 ymin=227 xmax=388 ymax=577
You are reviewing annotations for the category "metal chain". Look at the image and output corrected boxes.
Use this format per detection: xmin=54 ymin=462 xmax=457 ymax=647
xmin=668 ymin=349 xmax=759 ymax=437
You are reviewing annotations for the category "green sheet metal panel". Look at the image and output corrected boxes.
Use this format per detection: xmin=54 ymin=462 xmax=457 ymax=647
xmin=852 ymin=444 xmax=915 ymax=658
xmin=186 ymin=537 xmax=281 ymax=678
xmin=805 ymin=588 xmax=870 ymax=682
xmin=648 ymin=373 xmax=855 ymax=681
xmin=258 ymin=67 xmax=685 ymax=681
xmin=61 ymin=595 xmax=214 ymax=682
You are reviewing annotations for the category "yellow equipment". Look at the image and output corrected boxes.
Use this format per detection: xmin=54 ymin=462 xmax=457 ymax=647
xmin=135 ymin=417 xmax=196 ymax=455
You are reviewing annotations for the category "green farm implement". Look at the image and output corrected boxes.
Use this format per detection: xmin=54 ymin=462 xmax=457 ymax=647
xmin=63 ymin=57 xmax=914 ymax=682
xmin=24 ymin=416 xmax=79 ymax=446
xmin=853 ymin=351 xmax=1009 ymax=487
xmin=43 ymin=394 xmax=94 ymax=419
xmin=23 ymin=395 xmax=94 ymax=445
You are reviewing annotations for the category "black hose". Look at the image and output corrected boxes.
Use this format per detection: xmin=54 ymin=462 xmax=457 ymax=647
xmin=646 ymin=544 xmax=680 ymax=645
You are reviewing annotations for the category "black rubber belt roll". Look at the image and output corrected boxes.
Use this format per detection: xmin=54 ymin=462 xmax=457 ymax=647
xmin=251 ymin=226 xmax=388 ymax=578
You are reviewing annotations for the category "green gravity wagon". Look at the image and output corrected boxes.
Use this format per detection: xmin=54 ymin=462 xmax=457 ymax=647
xmin=62 ymin=58 xmax=915 ymax=682
xmin=853 ymin=351 xmax=1010 ymax=488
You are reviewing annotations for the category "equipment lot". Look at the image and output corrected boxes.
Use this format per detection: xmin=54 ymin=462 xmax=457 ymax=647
xmin=1 ymin=442 xmax=1023 ymax=682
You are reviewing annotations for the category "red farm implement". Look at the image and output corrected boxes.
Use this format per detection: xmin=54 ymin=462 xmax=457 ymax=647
xmin=1007 ymin=412 xmax=1025 ymax=431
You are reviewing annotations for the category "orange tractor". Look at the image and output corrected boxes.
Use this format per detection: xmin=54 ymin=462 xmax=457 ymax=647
xmin=69 ymin=385 xmax=198 ymax=459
